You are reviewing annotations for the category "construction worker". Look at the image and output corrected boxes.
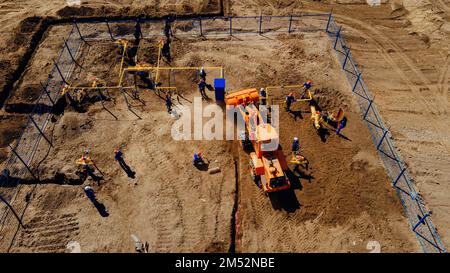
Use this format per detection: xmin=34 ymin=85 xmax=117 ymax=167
xmin=134 ymin=19 xmax=142 ymax=41
xmin=198 ymin=78 xmax=208 ymax=99
xmin=336 ymin=116 xmax=347 ymax=135
xmin=292 ymin=137 xmax=300 ymax=155
xmin=161 ymin=38 xmax=171 ymax=62
xmin=165 ymin=92 xmax=173 ymax=113
xmin=259 ymin=88 xmax=267 ymax=105
xmin=292 ymin=154 xmax=308 ymax=173
xmin=193 ymin=152 xmax=204 ymax=165
xmin=285 ymin=92 xmax=295 ymax=112
xmin=301 ymin=80 xmax=312 ymax=99
xmin=199 ymin=67 xmax=207 ymax=81
xmin=164 ymin=16 xmax=173 ymax=38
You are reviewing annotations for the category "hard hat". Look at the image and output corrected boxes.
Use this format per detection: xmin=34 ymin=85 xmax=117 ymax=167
xmin=260 ymin=88 xmax=265 ymax=92
xmin=307 ymin=80 xmax=312 ymax=84
xmin=289 ymin=92 xmax=294 ymax=96
xmin=198 ymin=152 xmax=202 ymax=157
xmin=294 ymin=137 xmax=298 ymax=141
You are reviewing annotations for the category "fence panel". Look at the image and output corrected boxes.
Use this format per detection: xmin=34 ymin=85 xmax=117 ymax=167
xmin=326 ymin=14 xmax=446 ymax=253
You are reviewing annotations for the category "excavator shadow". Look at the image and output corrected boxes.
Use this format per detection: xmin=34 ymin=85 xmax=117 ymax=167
xmin=268 ymin=189 xmax=301 ymax=213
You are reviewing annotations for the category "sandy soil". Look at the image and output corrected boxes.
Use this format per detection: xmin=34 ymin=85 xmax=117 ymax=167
xmin=1 ymin=0 xmax=449 ymax=252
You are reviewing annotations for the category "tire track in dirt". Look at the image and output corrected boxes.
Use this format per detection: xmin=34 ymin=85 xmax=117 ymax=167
xmin=148 ymin=133 xmax=210 ymax=252
xmin=12 ymin=212 xmax=79 ymax=253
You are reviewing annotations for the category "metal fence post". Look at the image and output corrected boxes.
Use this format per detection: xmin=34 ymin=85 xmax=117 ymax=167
xmin=8 ymin=144 xmax=38 ymax=181
xmin=352 ymin=72 xmax=361 ymax=92
xmin=0 ymin=194 xmax=25 ymax=228
xmin=73 ymin=20 xmax=89 ymax=45
xmin=40 ymin=82 xmax=55 ymax=106
xmin=393 ymin=167 xmax=406 ymax=187
xmin=28 ymin=115 xmax=53 ymax=147
xmin=199 ymin=18 xmax=203 ymax=37
xmin=288 ymin=15 xmax=293 ymax=33
xmin=105 ymin=19 xmax=115 ymax=41
xmin=343 ymin=48 xmax=350 ymax=69
xmin=334 ymin=26 xmax=342 ymax=50
xmin=229 ymin=17 xmax=232 ymax=36
xmin=53 ymin=59 xmax=68 ymax=85
xmin=363 ymin=99 xmax=373 ymax=120
xmin=259 ymin=15 xmax=263 ymax=34
xmin=64 ymin=38 xmax=82 ymax=69
xmin=326 ymin=12 xmax=332 ymax=33
xmin=413 ymin=212 xmax=432 ymax=232
xmin=376 ymin=129 xmax=388 ymax=150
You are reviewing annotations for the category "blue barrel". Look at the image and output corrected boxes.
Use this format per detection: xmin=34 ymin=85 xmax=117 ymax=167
xmin=214 ymin=78 xmax=226 ymax=102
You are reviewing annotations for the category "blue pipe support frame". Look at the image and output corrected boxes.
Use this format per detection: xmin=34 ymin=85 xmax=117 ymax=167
xmin=376 ymin=129 xmax=388 ymax=151
xmin=333 ymin=26 xmax=342 ymax=50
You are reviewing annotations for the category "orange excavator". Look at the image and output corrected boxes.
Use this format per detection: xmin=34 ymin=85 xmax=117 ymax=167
xmin=225 ymin=88 xmax=290 ymax=193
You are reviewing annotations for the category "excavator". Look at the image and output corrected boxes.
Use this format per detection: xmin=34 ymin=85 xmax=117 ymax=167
xmin=225 ymin=88 xmax=290 ymax=193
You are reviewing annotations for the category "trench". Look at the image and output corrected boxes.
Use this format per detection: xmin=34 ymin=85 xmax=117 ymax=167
xmin=228 ymin=158 xmax=239 ymax=253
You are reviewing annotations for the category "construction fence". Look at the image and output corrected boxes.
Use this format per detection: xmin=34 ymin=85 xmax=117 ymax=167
xmin=326 ymin=14 xmax=446 ymax=253
xmin=0 ymin=13 xmax=446 ymax=253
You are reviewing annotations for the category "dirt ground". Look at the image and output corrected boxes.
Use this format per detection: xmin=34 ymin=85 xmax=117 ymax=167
xmin=1 ymin=0 xmax=449 ymax=252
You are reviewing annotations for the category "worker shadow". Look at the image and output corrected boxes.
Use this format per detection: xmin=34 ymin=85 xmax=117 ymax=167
xmin=118 ymin=158 xmax=136 ymax=179
xmin=317 ymin=127 xmax=330 ymax=143
xmin=337 ymin=133 xmax=352 ymax=142
xmin=194 ymin=159 xmax=210 ymax=172
xmin=85 ymin=190 xmax=109 ymax=217
xmin=289 ymin=110 xmax=303 ymax=120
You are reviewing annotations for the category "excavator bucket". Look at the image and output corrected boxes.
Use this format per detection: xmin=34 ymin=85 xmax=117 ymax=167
xmin=225 ymin=88 xmax=259 ymax=106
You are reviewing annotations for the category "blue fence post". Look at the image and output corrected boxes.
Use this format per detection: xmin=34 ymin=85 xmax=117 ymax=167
xmin=8 ymin=144 xmax=38 ymax=181
xmin=229 ymin=17 xmax=232 ymax=36
xmin=352 ymin=72 xmax=361 ymax=92
xmin=326 ymin=12 xmax=332 ymax=33
xmin=363 ymin=99 xmax=373 ymax=120
xmin=393 ymin=167 xmax=406 ymax=187
xmin=105 ymin=19 xmax=115 ymax=41
xmin=40 ymin=82 xmax=55 ymax=106
xmin=29 ymin=114 xmax=53 ymax=147
xmin=53 ymin=59 xmax=68 ymax=85
xmin=343 ymin=48 xmax=350 ymax=69
xmin=73 ymin=20 xmax=88 ymax=45
xmin=288 ymin=15 xmax=293 ymax=33
xmin=0 ymin=194 xmax=25 ymax=228
xmin=64 ymin=38 xmax=82 ymax=68
xmin=376 ymin=129 xmax=388 ymax=150
xmin=413 ymin=211 xmax=432 ymax=232
xmin=333 ymin=26 xmax=342 ymax=50
xmin=259 ymin=15 xmax=263 ymax=34
xmin=199 ymin=18 xmax=203 ymax=36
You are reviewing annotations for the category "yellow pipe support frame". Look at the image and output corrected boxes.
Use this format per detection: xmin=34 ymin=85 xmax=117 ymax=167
xmin=118 ymin=66 xmax=224 ymax=87
xmin=265 ymin=85 xmax=312 ymax=105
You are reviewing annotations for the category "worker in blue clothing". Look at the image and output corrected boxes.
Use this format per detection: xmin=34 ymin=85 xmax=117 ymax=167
xmin=292 ymin=137 xmax=300 ymax=155
xmin=199 ymin=67 xmax=207 ymax=81
xmin=285 ymin=92 xmax=295 ymax=112
xmin=198 ymin=78 xmax=208 ymax=99
xmin=193 ymin=152 xmax=204 ymax=166
xmin=336 ymin=116 xmax=347 ymax=135
xmin=165 ymin=93 xmax=173 ymax=113
xmin=259 ymin=88 xmax=267 ymax=105
xmin=301 ymin=80 xmax=312 ymax=99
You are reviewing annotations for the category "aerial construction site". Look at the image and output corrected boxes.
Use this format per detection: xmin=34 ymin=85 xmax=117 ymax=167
xmin=0 ymin=0 xmax=449 ymax=254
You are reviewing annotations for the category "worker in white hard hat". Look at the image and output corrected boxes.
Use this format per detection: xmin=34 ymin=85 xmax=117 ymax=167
xmin=259 ymin=88 xmax=267 ymax=105
xmin=199 ymin=67 xmax=206 ymax=81
xmin=292 ymin=137 xmax=300 ymax=155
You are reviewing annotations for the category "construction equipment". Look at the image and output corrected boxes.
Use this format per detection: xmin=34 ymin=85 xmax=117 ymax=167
xmin=310 ymin=105 xmax=345 ymax=130
xmin=225 ymin=88 xmax=290 ymax=193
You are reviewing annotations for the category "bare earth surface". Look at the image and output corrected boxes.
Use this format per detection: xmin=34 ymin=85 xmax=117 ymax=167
xmin=0 ymin=0 xmax=449 ymax=252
